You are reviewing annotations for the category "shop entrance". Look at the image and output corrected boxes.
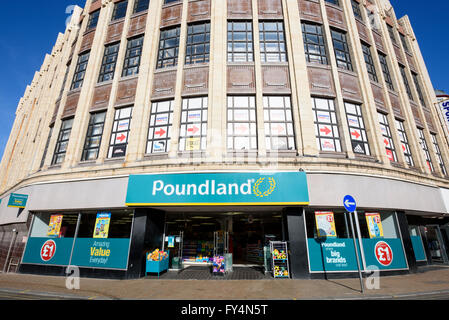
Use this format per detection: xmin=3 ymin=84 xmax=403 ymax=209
xmin=424 ymin=225 xmax=449 ymax=264
xmin=163 ymin=211 xmax=283 ymax=268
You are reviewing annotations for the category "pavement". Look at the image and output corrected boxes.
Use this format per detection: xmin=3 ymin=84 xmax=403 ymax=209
xmin=0 ymin=265 xmax=449 ymax=300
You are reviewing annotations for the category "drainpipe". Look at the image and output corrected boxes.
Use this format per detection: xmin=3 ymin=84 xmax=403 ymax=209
xmin=3 ymin=229 xmax=18 ymax=273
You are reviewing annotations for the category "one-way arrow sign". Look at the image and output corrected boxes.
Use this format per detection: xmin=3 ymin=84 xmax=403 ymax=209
xmin=343 ymin=195 xmax=357 ymax=212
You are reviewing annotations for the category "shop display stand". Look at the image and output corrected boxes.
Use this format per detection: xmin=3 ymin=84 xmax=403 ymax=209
xmin=270 ymin=241 xmax=290 ymax=279
xmin=246 ymin=243 xmax=264 ymax=265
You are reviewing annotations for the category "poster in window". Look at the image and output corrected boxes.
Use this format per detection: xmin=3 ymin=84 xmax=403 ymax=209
xmin=167 ymin=236 xmax=175 ymax=248
xmin=365 ymin=212 xmax=384 ymax=239
xmin=315 ymin=211 xmax=337 ymax=238
xmin=186 ymin=137 xmax=201 ymax=151
xmin=93 ymin=213 xmax=111 ymax=239
xmin=47 ymin=215 xmax=63 ymax=237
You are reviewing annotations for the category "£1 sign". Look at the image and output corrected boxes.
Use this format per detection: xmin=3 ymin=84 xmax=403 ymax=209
xmin=374 ymin=241 xmax=393 ymax=267
xmin=40 ymin=240 xmax=56 ymax=262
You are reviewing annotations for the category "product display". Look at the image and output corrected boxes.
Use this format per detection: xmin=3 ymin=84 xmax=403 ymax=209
xmin=246 ymin=243 xmax=264 ymax=264
xmin=212 ymin=256 xmax=225 ymax=274
xmin=147 ymin=249 xmax=168 ymax=262
xmin=182 ymin=240 xmax=213 ymax=263
xmin=270 ymin=241 xmax=290 ymax=279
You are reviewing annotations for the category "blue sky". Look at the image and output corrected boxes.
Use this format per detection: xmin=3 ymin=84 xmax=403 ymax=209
xmin=0 ymin=1 xmax=448 ymax=160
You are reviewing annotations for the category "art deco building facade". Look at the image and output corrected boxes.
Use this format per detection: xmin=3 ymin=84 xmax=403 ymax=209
xmin=1 ymin=0 xmax=449 ymax=279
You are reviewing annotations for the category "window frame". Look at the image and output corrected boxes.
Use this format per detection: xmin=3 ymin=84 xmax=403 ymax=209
xmin=112 ymin=0 xmax=128 ymax=21
xmin=227 ymin=21 xmax=254 ymax=63
xmin=52 ymin=118 xmax=74 ymax=165
xmin=98 ymin=42 xmax=120 ymax=83
xmin=146 ymin=100 xmax=175 ymax=154
xmin=395 ymin=120 xmax=414 ymax=167
xmin=344 ymin=102 xmax=370 ymax=156
xmin=259 ymin=21 xmax=288 ymax=63
xmin=227 ymin=96 xmax=258 ymax=151
xmin=361 ymin=42 xmax=378 ymax=82
xmin=431 ymin=134 xmax=446 ymax=175
xmin=378 ymin=52 xmax=394 ymax=91
xmin=331 ymin=29 xmax=353 ymax=71
xmin=70 ymin=52 xmax=90 ymax=90
xmin=185 ymin=22 xmax=211 ymax=65
xmin=302 ymin=22 xmax=328 ymax=65
xmin=86 ymin=9 xmax=100 ymax=30
xmin=156 ymin=26 xmax=181 ymax=69
xmin=133 ymin=0 xmax=150 ymax=14
xmin=179 ymin=97 xmax=209 ymax=152
xmin=263 ymin=96 xmax=296 ymax=151
xmin=122 ymin=35 xmax=144 ymax=77
xmin=108 ymin=106 xmax=133 ymax=158
xmin=82 ymin=111 xmax=107 ymax=161
xmin=312 ymin=97 xmax=342 ymax=153
xmin=378 ymin=112 xmax=397 ymax=162
xmin=417 ymin=128 xmax=434 ymax=172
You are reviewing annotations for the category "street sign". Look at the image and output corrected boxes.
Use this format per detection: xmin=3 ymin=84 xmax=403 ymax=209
xmin=343 ymin=195 xmax=357 ymax=212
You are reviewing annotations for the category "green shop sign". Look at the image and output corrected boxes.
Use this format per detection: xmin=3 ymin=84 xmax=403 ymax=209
xmin=8 ymin=193 xmax=28 ymax=208
xmin=126 ymin=172 xmax=309 ymax=206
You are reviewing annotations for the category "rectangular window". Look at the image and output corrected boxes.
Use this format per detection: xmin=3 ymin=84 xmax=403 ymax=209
xmin=302 ymin=22 xmax=328 ymax=65
xmin=147 ymin=100 xmax=174 ymax=154
xmin=412 ymin=72 xmax=426 ymax=108
xmin=378 ymin=113 xmax=397 ymax=162
xmin=431 ymin=134 xmax=447 ymax=175
xmin=52 ymin=118 xmax=74 ymax=165
xmin=312 ymin=98 xmax=341 ymax=152
xmin=82 ymin=111 xmax=107 ymax=161
xmin=98 ymin=42 xmax=120 ymax=83
xmin=87 ymin=9 xmax=100 ymax=30
xmin=395 ymin=120 xmax=414 ymax=167
xmin=227 ymin=21 xmax=254 ymax=63
xmin=351 ymin=0 xmax=362 ymax=20
xmin=227 ymin=96 xmax=257 ymax=151
xmin=112 ymin=0 xmax=128 ymax=21
xmin=264 ymin=96 xmax=296 ymax=151
xmin=259 ymin=21 xmax=288 ymax=63
xmin=344 ymin=102 xmax=370 ymax=156
xmin=400 ymin=33 xmax=409 ymax=52
xmin=40 ymin=127 xmax=54 ymax=168
xmin=417 ymin=128 xmax=434 ymax=172
xmin=108 ymin=106 xmax=133 ymax=158
xmin=179 ymin=97 xmax=208 ymax=152
xmin=387 ymin=24 xmax=397 ymax=45
xmin=361 ymin=43 xmax=377 ymax=82
xmin=164 ymin=0 xmax=178 ymax=4
xmin=70 ymin=52 xmax=90 ymax=90
xmin=399 ymin=64 xmax=413 ymax=101
xmin=325 ymin=0 xmax=339 ymax=5
xmin=185 ymin=22 xmax=211 ymax=65
xmin=157 ymin=26 xmax=181 ymax=69
xmin=133 ymin=0 xmax=149 ymax=13
xmin=331 ymin=29 xmax=353 ymax=71
xmin=378 ymin=53 xmax=394 ymax=91
xmin=122 ymin=35 xmax=144 ymax=77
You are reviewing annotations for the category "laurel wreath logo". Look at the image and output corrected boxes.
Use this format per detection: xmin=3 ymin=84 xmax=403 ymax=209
xmin=253 ymin=177 xmax=276 ymax=198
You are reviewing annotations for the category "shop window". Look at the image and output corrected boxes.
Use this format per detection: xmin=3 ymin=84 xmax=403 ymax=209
xmin=147 ymin=100 xmax=174 ymax=154
xmin=263 ymin=96 xmax=296 ymax=151
xmin=344 ymin=102 xmax=370 ymax=156
xmin=356 ymin=211 xmax=400 ymax=239
xmin=227 ymin=96 xmax=258 ymax=151
xmin=179 ymin=97 xmax=208 ymax=152
xmin=77 ymin=211 xmax=133 ymax=239
xmin=378 ymin=112 xmax=397 ymax=162
xmin=305 ymin=210 xmax=351 ymax=239
xmin=312 ymin=97 xmax=341 ymax=152
xmin=259 ymin=21 xmax=287 ymax=63
xmin=227 ymin=21 xmax=254 ymax=63
xmin=108 ymin=106 xmax=133 ymax=158
xmin=30 ymin=213 xmax=79 ymax=238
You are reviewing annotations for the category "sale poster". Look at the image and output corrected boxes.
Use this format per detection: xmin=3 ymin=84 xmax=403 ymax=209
xmin=315 ymin=212 xmax=337 ymax=238
xmin=167 ymin=236 xmax=175 ymax=248
xmin=93 ymin=213 xmax=111 ymax=239
xmin=47 ymin=215 xmax=63 ymax=237
xmin=186 ymin=137 xmax=201 ymax=151
xmin=365 ymin=212 xmax=384 ymax=239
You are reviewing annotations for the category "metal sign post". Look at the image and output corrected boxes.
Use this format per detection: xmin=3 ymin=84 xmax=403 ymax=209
xmin=344 ymin=195 xmax=364 ymax=294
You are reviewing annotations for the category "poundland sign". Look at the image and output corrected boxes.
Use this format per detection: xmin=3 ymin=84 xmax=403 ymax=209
xmin=126 ymin=172 xmax=309 ymax=206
